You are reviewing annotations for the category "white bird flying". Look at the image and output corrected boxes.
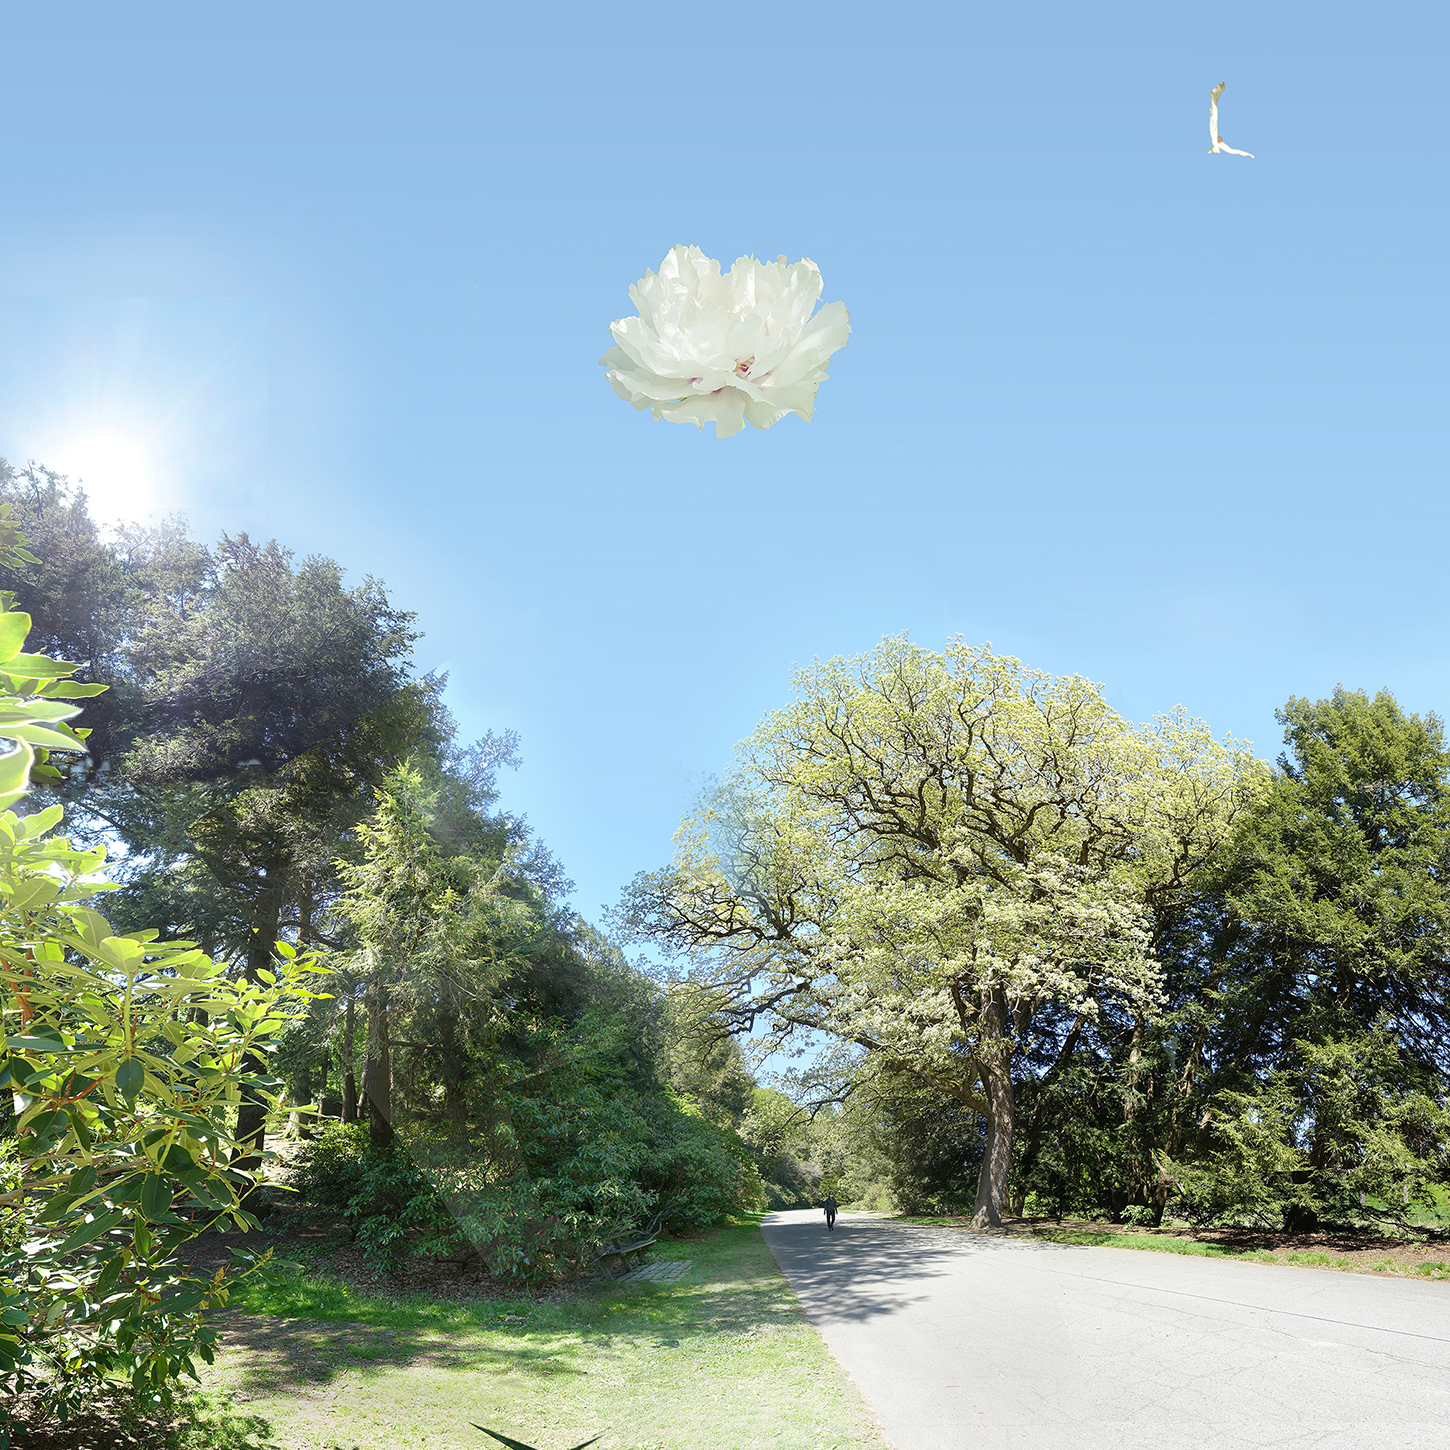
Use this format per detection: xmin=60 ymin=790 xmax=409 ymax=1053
xmin=1209 ymin=82 xmax=1254 ymax=157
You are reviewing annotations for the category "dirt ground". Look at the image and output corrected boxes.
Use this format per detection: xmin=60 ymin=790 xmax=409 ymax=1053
xmin=180 ymin=1204 xmax=531 ymax=1301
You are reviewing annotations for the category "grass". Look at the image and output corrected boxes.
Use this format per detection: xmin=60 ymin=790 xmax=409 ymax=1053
xmin=894 ymin=1216 xmax=1450 ymax=1282
xmin=186 ymin=1216 xmax=886 ymax=1450
xmin=8 ymin=1387 xmax=284 ymax=1450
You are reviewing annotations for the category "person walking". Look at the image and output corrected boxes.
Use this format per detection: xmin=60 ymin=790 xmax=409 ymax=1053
xmin=824 ymin=1192 xmax=838 ymax=1230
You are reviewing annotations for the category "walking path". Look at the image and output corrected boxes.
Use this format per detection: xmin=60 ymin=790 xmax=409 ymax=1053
xmin=761 ymin=1208 xmax=1450 ymax=1449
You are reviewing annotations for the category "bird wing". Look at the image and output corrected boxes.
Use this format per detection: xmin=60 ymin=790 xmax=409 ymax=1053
xmin=1210 ymin=82 xmax=1225 ymax=143
xmin=1219 ymin=143 xmax=1254 ymax=157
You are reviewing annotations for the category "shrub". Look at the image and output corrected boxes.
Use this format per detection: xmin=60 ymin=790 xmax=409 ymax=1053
xmin=1171 ymin=1028 xmax=1450 ymax=1232
xmin=0 ymin=554 xmax=327 ymax=1429
xmin=291 ymin=1091 xmax=760 ymax=1281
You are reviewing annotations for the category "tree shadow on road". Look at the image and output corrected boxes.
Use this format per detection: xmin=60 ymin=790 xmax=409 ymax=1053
xmin=762 ymin=1211 xmax=1069 ymax=1326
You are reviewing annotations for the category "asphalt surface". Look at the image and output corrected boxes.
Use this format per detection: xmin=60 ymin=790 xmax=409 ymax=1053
xmin=760 ymin=1209 xmax=1450 ymax=1450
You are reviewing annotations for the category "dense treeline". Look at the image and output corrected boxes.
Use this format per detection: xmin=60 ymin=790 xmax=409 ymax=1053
xmin=0 ymin=463 xmax=755 ymax=1302
xmin=629 ymin=639 xmax=1450 ymax=1233
xmin=994 ymin=685 xmax=1450 ymax=1231
xmin=3 ymin=457 xmax=1448 ymax=1428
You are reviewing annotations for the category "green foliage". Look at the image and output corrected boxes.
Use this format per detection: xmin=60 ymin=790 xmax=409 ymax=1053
xmin=0 ymin=470 xmax=456 ymax=1035
xmin=0 ymin=591 xmax=329 ymax=1428
xmin=1208 ymin=687 xmax=1450 ymax=1093
xmin=841 ymin=1076 xmax=984 ymax=1216
xmin=294 ymin=1075 xmax=758 ymax=1284
xmin=1130 ymin=686 xmax=1450 ymax=1231
xmin=4 ymin=1384 xmax=279 ymax=1450
xmin=655 ymin=988 xmax=754 ymax=1128
xmin=284 ymin=765 xmax=761 ymax=1284
xmin=738 ymin=1088 xmax=821 ymax=1208
xmin=1175 ymin=1026 xmax=1450 ymax=1230
xmin=638 ymin=1095 xmax=763 ymax=1226
xmin=629 ymin=637 xmax=1254 ymax=1226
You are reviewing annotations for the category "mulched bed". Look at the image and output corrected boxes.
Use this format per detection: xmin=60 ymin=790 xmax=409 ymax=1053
xmin=184 ymin=1202 xmax=554 ymax=1303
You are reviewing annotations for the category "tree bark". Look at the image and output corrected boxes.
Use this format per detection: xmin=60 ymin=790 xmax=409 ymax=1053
xmin=970 ymin=996 xmax=1015 ymax=1228
xmin=289 ymin=1058 xmax=314 ymax=1138
xmin=438 ymin=1004 xmax=468 ymax=1145
xmin=232 ymin=903 xmax=281 ymax=1215
xmin=342 ymin=996 xmax=359 ymax=1124
xmin=1120 ymin=1018 xmax=1146 ymax=1219
xmin=363 ymin=974 xmax=393 ymax=1150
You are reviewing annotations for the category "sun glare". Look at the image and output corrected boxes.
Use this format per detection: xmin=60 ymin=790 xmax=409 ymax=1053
xmin=55 ymin=431 xmax=160 ymax=522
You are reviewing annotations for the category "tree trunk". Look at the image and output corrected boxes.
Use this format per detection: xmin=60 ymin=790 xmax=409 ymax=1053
xmin=970 ymin=997 xmax=1015 ymax=1228
xmin=342 ymin=996 xmax=359 ymax=1124
xmin=232 ymin=905 xmax=281 ymax=1215
xmin=438 ymin=1005 xmax=468 ymax=1145
xmin=1120 ymin=1018 xmax=1146 ymax=1219
xmin=289 ymin=1059 xmax=314 ymax=1138
xmin=363 ymin=975 xmax=393 ymax=1150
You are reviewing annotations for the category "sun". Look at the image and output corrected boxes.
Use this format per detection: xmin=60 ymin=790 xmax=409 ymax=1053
xmin=55 ymin=430 xmax=160 ymax=523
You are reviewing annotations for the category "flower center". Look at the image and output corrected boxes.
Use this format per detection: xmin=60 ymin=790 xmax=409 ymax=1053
xmin=735 ymin=356 xmax=754 ymax=378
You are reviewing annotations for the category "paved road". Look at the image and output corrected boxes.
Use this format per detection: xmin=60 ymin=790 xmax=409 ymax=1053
xmin=761 ymin=1209 xmax=1450 ymax=1450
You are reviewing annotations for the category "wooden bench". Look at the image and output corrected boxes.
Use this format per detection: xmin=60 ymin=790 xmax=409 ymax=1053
xmin=593 ymin=1200 xmax=677 ymax=1279
xmin=594 ymin=1233 xmax=659 ymax=1278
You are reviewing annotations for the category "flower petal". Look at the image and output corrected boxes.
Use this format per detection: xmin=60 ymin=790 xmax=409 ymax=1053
xmin=602 ymin=250 xmax=849 ymax=437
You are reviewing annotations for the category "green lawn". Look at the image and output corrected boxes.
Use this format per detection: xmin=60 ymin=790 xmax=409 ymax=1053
xmin=188 ymin=1217 xmax=886 ymax=1450
xmin=894 ymin=1216 xmax=1450 ymax=1281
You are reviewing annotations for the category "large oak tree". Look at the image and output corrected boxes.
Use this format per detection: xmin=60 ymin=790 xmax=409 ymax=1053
xmin=627 ymin=638 xmax=1253 ymax=1224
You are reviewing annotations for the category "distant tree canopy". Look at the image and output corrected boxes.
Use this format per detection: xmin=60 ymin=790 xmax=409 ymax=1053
xmin=5 ymin=445 xmax=1448 ymax=1414
xmin=0 ymin=457 xmax=762 ymax=1343
xmin=1159 ymin=687 xmax=1450 ymax=1230
xmin=631 ymin=642 xmax=1450 ymax=1235
xmin=626 ymin=638 xmax=1255 ymax=1226
xmin=0 ymin=462 xmax=485 ymax=1188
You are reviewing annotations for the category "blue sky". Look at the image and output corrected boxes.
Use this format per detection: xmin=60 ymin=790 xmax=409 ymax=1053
xmin=0 ymin=1 xmax=1445 ymax=923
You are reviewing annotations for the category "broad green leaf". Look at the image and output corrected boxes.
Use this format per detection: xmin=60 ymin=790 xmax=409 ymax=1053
xmin=0 ymin=612 xmax=31 ymax=663
xmin=161 ymin=1290 xmax=207 ymax=1317
xmin=0 ymin=1056 xmax=35 ymax=1089
xmin=0 ymin=740 xmax=33 ymax=801
xmin=9 ymin=877 xmax=61 ymax=909
xmin=0 ymin=698 xmax=82 ymax=723
xmin=56 ymin=1208 xmax=127 ymax=1255
xmin=59 ymin=906 xmax=113 ymax=946
xmin=15 ymin=803 xmax=63 ymax=838
xmin=16 ymin=1109 xmax=70 ymax=1151
xmin=3 ymin=723 xmax=87 ymax=750
xmin=116 ymin=1055 xmax=145 ymax=1105
xmin=178 ymin=1171 xmax=228 ymax=1211
xmin=5 ymin=1034 xmax=85 ymax=1053
xmin=94 ymin=1255 xmax=124 ymax=1298
xmin=1 ymin=651 xmax=80 ymax=675
xmin=33 ymin=680 xmax=109 ymax=698
xmin=38 ymin=1192 xmax=76 ymax=1223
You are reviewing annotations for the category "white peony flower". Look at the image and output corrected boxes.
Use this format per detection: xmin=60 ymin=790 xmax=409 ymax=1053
xmin=600 ymin=245 xmax=851 ymax=439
